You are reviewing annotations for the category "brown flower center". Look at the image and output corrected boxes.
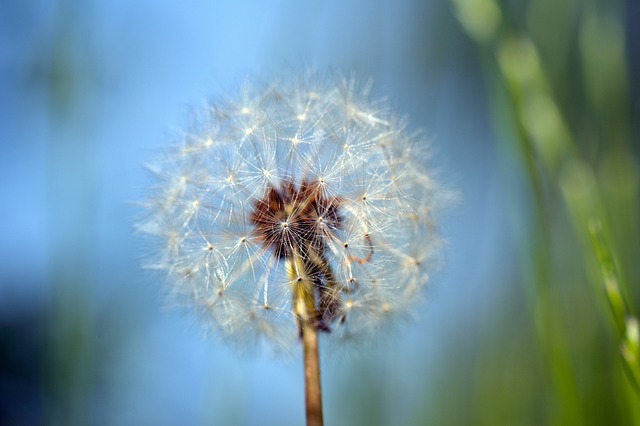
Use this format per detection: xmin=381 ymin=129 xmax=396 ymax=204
xmin=250 ymin=179 xmax=342 ymax=260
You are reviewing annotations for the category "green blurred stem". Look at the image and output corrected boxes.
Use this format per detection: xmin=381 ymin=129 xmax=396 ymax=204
xmin=454 ymin=3 xmax=585 ymax=421
xmin=489 ymin=42 xmax=584 ymax=424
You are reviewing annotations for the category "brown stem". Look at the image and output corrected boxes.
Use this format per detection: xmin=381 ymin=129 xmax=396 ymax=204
xmin=287 ymin=255 xmax=325 ymax=426
xmin=303 ymin=321 xmax=324 ymax=426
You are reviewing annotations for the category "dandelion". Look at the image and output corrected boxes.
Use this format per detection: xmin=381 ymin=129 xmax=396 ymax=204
xmin=139 ymin=73 xmax=446 ymax=425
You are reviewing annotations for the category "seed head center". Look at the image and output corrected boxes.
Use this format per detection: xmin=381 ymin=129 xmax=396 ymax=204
xmin=250 ymin=178 xmax=343 ymax=260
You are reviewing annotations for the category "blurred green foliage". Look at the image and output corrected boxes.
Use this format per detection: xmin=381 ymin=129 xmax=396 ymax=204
xmin=427 ymin=0 xmax=640 ymax=424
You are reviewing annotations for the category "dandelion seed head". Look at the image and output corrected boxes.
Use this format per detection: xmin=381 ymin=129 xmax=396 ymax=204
xmin=139 ymin=73 xmax=448 ymax=353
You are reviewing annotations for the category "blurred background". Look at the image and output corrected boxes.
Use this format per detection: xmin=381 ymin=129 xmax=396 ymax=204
xmin=0 ymin=0 xmax=638 ymax=425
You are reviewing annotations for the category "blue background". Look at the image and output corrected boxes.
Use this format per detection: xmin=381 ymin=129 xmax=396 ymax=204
xmin=1 ymin=1 xmax=522 ymax=425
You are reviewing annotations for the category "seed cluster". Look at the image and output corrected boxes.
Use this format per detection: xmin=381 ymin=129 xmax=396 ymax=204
xmin=139 ymin=74 xmax=446 ymax=352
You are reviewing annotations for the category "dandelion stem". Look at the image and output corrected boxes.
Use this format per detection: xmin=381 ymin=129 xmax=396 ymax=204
xmin=287 ymin=255 xmax=325 ymax=425
xmin=303 ymin=320 xmax=324 ymax=426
